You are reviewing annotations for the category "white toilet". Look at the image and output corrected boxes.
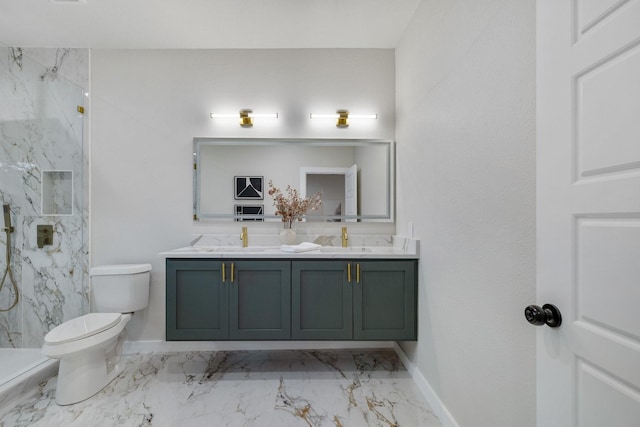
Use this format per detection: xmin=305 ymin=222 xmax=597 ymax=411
xmin=41 ymin=264 xmax=151 ymax=405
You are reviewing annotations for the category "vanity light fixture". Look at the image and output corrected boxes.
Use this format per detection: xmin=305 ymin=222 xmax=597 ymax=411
xmin=309 ymin=110 xmax=377 ymax=127
xmin=210 ymin=109 xmax=278 ymax=127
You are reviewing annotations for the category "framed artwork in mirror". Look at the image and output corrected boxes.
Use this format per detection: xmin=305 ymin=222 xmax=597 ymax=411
xmin=234 ymin=204 xmax=264 ymax=221
xmin=234 ymin=176 xmax=263 ymax=200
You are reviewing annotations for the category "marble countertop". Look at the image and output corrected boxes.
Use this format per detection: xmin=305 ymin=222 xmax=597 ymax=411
xmin=159 ymin=235 xmax=419 ymax=259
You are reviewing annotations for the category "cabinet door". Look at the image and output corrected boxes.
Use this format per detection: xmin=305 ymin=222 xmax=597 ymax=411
xmin=166 ymin=259 xmax=228 ymax=340
xmin=229 ymin=260 xmax=291 ymax=340
xmin=291 ymin=260 xmax=352 ymax=340
xmin=353 ymin=260 xmax=417 ymax=340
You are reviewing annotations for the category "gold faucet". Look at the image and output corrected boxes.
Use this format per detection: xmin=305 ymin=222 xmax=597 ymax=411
xmin=341 ymin=226 xmax=348 ymax=248
xmin=240 ymin=226 xmax=248 ymax=247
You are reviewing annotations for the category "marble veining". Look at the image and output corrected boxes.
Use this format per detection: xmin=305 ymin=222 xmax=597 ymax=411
xmin=190 ymin=233 xmax=395 ymax=249
xmin=162 ymin=234 xmax=418 ymax=259
xmin=0 ymin=349 xmax=441 ymax=427
xmin=0 ymin=46 xmax=89 ymax=348
xmin=0 ymin=350 xmax=57 ymax=409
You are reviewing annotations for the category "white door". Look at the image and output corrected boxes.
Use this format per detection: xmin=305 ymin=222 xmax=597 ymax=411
xmin=300 ymin=166 xmax=358 ymax=221
xmin=344 ymin=164 xmax=358 ymax=222
xmin=537 ymin=1 xmax=640 ymax=426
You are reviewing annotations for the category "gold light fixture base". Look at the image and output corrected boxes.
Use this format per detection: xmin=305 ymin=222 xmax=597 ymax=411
xmin=336 ymin=110 xmax=349 ymax=127
xmin=239 ymin=109 xmax=253 ymax=127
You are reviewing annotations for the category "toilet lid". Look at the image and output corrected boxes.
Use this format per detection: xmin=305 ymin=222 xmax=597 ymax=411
xmin=44 ymin=313 xmax=122 ymax=345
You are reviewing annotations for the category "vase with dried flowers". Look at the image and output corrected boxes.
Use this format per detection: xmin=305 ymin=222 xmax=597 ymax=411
xmin=268 ymin=180 xmax=322 ymax=244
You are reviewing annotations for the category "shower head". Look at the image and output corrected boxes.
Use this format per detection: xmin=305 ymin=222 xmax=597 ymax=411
xmin=3 ymin=203 xmax=14 ymax=233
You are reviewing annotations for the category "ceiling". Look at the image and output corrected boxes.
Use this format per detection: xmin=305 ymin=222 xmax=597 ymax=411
xmin=0 ymin=0 xmax=421 ymax=49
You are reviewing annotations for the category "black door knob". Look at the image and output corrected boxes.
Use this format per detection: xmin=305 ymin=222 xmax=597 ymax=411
xmin=524 ymin=304 xmax=562 ymax=328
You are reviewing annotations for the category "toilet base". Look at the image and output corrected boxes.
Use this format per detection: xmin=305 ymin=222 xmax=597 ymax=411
xmin=54 ymin=338 xmax=126 ymax=405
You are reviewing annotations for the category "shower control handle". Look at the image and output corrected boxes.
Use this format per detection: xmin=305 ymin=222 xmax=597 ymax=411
xmin=2 ymin=203 xmax=14 ymax=233
xmin=37 ymin=225 xmax=54 ymax=248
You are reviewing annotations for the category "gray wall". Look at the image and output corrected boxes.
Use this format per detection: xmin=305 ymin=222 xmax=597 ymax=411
xmin=91 ymin=48 xmax=396 ymax=341
xmin=395 ymin=1 xmax=536 ymax=426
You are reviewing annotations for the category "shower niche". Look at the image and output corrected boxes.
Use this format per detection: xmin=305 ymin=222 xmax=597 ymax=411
xmin=41 ymin=170 xmax=73 ymax=216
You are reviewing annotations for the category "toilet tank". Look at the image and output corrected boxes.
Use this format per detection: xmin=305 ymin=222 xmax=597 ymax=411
xmin=90 ymin=264 xmax=151 ymax=313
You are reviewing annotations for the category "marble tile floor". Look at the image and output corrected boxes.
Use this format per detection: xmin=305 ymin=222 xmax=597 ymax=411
xmin=0 ymin=349 xmax=442 ymax=427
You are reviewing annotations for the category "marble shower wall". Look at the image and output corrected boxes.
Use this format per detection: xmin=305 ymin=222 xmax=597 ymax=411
xmin=0 ymin=46 xmax=89 ymax=348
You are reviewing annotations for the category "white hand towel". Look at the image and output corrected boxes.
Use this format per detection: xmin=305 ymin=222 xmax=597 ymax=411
xmin=280 ymin=242 xmax=322 ymax=253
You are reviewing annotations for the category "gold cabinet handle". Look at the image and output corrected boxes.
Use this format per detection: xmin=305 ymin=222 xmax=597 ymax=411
xmin=347 ymin=262 xmax=352 ymax=283
xmin=356 ymin=263 xmax=361 ymax=283
xmin=221 ymin=262 xmax=226 ymax=282
xmin=230 ymin=262 xmax=235 ymax=283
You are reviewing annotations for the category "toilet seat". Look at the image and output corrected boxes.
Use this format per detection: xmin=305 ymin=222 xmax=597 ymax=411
xmin=45 ymin=313 xmax=122 ymax=345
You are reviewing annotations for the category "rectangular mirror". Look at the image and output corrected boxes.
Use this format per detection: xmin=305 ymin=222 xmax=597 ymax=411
xmin=193 ymin=138 xmax=394 ymax=222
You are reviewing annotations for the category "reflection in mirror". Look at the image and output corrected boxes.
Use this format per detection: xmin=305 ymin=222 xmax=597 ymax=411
xmin=300 ymin=166 xmax=357 ymax=222
xmin=193 ymin=138 xmax=394 ymax=222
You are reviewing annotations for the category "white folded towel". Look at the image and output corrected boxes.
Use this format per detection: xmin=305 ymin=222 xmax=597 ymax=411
xmin=280 ymin=242 xmax=321 ymax=253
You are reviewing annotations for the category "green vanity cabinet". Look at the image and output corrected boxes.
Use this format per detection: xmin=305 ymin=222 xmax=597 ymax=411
xmin=291 ymin=261 xmax=353 ymax=339
xmin=166 ymin=259 xmax=227 ymax=340
xmin=229 ymin=260 xmax=291 ymax=340
xmin=353 ymin=260 xmax=417 ymax=340
xmin=167 ymin=257 xmax=417 ymax=342
xmin=166 ymin=259 xmax=290 ymax=340
xmin=291 ymin=260 xmax=417 ymax=341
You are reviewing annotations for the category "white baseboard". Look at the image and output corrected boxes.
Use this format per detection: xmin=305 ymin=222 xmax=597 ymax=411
xmin=123 ymin=340 xmax=394 ymax=354
xmin=393 ymin=342 xmax=460 ymax=427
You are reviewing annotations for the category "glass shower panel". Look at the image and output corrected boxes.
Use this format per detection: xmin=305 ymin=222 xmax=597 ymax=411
xmin=0 ymin=45 xmax=87 ymax=354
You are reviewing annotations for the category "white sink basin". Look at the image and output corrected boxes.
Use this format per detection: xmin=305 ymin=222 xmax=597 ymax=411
xmin=169 ymin=246 xmax=213 ymax=252
xmin=169 ymin=246 xmax=271 ymax=253
xmin=213 ymin=246 xmax=271 ymax=253
xmin=319 ymin=246 xmax=373 ymax=253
